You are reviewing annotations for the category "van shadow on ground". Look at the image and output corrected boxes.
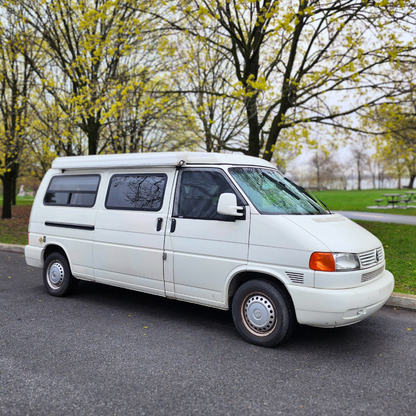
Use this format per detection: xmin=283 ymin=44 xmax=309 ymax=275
xmin=69 ymin=280 xmax=387 ymax=355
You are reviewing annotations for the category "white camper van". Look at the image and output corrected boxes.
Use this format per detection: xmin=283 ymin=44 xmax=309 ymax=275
xmin=25 ymin=152 xmax=394 ymax=347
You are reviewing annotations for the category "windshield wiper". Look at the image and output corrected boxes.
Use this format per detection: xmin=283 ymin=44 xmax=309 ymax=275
xmin=262 ymin=172 xmax=300 ymax=201
xmin=284 ymin=177 xmax=331 ymax=214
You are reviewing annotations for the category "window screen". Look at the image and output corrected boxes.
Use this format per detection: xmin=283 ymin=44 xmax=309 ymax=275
xmin=106 ymin=174 xmax=167 ymax=211
xmin=44 ymin=175 xmax=100 ymax=207
xmin=174 ymin=170 xmax=243 ymax=220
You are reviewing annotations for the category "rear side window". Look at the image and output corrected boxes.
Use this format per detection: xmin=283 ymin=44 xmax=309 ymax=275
xmin=106 ymin=174 xmax=167 ymax=211
xmin=44 ymin=175 xmax=100 ymax=207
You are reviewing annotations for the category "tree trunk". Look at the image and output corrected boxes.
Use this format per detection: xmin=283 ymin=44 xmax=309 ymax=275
xmin=263 ymin=99 xmax=291 ymax=162
xmin=408 ymin=174 xmax=415 ymax=189
xmin=371 ymin=173 xmax=376 ymax=189
xmin=12 ymin=174 xmax=17 ymax=205
xmin=1 ymin=172 xmax=13 ymax=219
xmin=245 ymin=95 xmax=260 ymax=157
xmin=317 ymin=164 xmax=321 ymax=191
xmin=87 ymin=116 xmax=100 ymax=155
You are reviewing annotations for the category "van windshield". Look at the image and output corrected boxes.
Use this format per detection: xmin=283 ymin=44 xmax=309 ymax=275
xmin=229 ymin=167 xmax=327 ymax=215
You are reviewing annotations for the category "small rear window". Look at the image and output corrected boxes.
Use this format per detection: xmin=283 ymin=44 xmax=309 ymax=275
xmin=44 ymin=175 xmax=100 ymax=207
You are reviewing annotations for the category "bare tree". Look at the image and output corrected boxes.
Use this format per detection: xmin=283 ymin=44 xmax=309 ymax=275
xmin=350 ymin=143 xmax=369 ymax=190
xmin=173 ymin=31 xmax=247 ymax=153
xmin=309 ymin=148 xmax=334 ymax=191
xmin=335 ymin=162 xmax=353 ymax=190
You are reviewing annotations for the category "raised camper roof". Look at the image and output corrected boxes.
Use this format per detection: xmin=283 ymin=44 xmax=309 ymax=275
xmin=51 ymin=152 xmax=275 ymax=170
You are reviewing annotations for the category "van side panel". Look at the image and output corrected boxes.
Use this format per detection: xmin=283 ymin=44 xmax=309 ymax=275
xmin=93 ymin=211 xmax=166 ymax=294
xmin=167 ymin=215 xmax=250 ymax=307
xmin=93 ymin=168 xmax=175 ymax=296
xmin=31 ymin=221 xmax=96 ymax=279
xmin=27 ymin=169 xmax=98 ymax=280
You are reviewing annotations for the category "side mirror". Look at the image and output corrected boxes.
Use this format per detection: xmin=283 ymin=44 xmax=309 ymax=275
xmin=217 ymin=193 xmax=244 ymax=217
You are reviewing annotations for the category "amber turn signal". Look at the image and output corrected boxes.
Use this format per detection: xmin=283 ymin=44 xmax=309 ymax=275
xmin=309 ymin=252 xmax=335 ymax=272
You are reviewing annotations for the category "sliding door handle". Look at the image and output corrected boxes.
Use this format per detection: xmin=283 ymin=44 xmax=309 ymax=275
xmin=170 ymin=219 xmax=176 ymax=233
xmin=156 ymin=217 xmax=163 ymax=232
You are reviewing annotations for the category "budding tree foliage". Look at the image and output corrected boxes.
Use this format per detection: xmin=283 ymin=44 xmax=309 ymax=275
xmin=151 ymin=0 xmax=416 ymax=160
xmin=362 ymin=62 xmax=416 ymax=188
xmin=171 ymin=29 xmax=248 ymax=153
xmin=365 ymin=103 xmax=416 ymax=189
xmin=0 ymin=8 xmax=39 ymax=218
xmin=2 ymin=0 xmax=195 ymax=157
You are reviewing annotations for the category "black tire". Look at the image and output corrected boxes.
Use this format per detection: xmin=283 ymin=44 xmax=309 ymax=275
xmin=232 ymin=279 xmax=295 ymax=347
xmin=43 ymin=252 xmax=78 ymax=297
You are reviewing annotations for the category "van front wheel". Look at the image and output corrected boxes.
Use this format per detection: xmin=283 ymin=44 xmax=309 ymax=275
xmin=43 ymin=253 xmax=78 ymax=297
xmin=232 ymin=280 xmax=295 ymax=347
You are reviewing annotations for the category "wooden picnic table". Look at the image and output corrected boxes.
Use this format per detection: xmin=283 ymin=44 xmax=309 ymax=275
xmin=382 ymin=193 xmax=402 ymax=208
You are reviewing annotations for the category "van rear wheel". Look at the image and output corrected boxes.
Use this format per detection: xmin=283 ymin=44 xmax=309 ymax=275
xmin=43 ymin=253 xmax=78 ymax=297
xmin=232 ymin=280 xmax=295 ymax=347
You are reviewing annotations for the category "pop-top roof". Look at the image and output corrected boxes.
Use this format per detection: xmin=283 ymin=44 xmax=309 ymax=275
xmin=51 ymin=152 xmax=275 ymax=170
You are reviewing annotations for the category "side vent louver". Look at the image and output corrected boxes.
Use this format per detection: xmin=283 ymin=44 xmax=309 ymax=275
xmin=285 ymin=271 xmax=304 ymax=284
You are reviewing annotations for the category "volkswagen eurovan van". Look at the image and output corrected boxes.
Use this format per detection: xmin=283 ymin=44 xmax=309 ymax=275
xmin=25 ymin=152 xmax=394 ymax=347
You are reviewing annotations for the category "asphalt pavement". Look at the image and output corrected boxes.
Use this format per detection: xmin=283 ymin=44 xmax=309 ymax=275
xmin=1 ymin=251 xmax=416 ymax=415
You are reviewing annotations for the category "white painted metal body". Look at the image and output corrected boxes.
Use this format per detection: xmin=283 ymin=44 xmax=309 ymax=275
xmin=25 ymin=152 xmax=394 ymax=328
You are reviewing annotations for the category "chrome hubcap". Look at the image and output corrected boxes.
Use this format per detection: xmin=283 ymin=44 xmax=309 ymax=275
xmin=242 ymin=293 xmax=277 ymax=336
xmin=48 ymin=261 xmax=64 ymax=288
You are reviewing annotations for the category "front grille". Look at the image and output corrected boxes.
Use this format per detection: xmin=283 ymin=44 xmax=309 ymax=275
xmin=361 ymin=265 xmax=385 ymax=283
xmin=358 ymin=247 xmax=384 ymax=269
xmin=286 ymin=271 xmax=304 ymax=284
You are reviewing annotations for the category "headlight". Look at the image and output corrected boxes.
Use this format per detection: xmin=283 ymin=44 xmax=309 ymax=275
xmin=310 ymin=252 xmax=361 ymax=271
xmin=333 ymin=253 xmax=360 ymax=271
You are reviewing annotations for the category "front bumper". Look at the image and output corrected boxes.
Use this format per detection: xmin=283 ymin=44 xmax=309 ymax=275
xmin=287 ymin=270 xmax=394 ymax=327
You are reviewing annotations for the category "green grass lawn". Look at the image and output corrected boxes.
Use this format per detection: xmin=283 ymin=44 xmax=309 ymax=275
xmin=0 ymin=197 xmax=35 ymax=244
xmin=356 ymin=221 xmax=416 ymax=295
xmin=0 ymin=196 xmax=35 ymax=205
xmin=0 ymin=197 xmax=415 ymax=295
xmin=0 ymin=204 xmax=31 ymax=245
xmin=314 ymin=189 xmax=416 ymax=216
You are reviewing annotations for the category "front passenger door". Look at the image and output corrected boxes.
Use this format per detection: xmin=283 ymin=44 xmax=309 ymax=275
xmin=166 ymin=168 xmax=250 ymax=307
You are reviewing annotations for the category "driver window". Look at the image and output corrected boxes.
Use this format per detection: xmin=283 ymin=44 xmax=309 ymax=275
xmin=174 ymin=170 xmax=241 ymax=220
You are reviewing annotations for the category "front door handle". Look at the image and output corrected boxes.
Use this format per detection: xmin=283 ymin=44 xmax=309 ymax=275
xmin=156 ymin=217 xmax=163 ymax=232
xmin=170 ymin=219 xmax=176 ymax=233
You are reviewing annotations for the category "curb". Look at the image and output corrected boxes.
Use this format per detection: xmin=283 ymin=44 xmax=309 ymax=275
xmin=0 ymin=243 xmax=25 ymax=253
xmin=0 ymin=243 xmax=415 ymax=311
xmin=386 ymin=292 xmax=416 ymax=310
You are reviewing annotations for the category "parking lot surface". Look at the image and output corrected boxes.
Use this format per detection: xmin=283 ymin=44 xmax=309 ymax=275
xmin=1 ymin=251 xmax=415 ymax=415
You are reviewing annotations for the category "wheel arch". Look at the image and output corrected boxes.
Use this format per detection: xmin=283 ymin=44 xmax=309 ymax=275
xmin=227 ymin=270 xmax=295 ymax=313
xmin=43 ymin=244 xmax=71 ymax=269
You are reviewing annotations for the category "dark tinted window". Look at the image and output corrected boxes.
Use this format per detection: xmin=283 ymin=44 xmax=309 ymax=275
xmin=106 ymin=174 xmax=167 ymax=211
xmin=174 ymin=170 xmax=243 ymax=220
xmin=44 ymin=175 xmax=100 ymax=207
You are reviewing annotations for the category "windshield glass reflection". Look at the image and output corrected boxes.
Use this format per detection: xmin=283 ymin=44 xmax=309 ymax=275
xmin=229 ymin=167 xmax=327 ymax=215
